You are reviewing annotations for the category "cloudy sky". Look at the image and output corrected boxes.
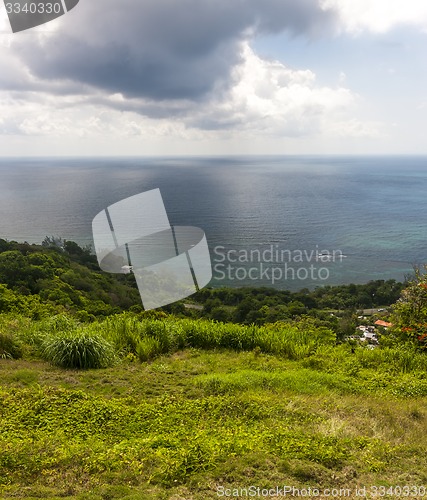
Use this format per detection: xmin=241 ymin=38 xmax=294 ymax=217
xmin=1 ymin=0 xmax=427 ymax=156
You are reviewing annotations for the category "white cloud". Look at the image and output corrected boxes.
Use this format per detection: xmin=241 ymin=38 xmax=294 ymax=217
xmin=0 ymin=43 xmax=365 ymax=143
xmin=326 ymin=118 xmax=385 ymax=139
xmin=188 ymin=44 xmax=358 ymax=139
xmin=323 ymin=0 xmax=427 ymax=34
xmin=0 ymin=1 xmax=404 ymax=153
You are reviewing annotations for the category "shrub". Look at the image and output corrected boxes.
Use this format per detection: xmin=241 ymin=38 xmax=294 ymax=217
xmin=0 ymin=331 xmax=23 ymax=359
xmin=42 ymin=331 xmax=116 ymax=369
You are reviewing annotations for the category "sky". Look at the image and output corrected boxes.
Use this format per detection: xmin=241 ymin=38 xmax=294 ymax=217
xmin=1 ymin=0 xmax=427 ymax=156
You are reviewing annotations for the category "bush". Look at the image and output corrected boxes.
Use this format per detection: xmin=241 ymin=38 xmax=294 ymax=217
xmin=0 ymin=331 xmax=23 ymax=359
xmin=42 ymin=331 xmax=116 ymax=369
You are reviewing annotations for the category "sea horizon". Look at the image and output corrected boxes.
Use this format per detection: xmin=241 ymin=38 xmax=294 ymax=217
xmin=1 ymin=155 xmax=427 ymax=290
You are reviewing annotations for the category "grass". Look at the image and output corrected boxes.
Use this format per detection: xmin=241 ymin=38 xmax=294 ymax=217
xmin=1 ymin=346 xmax=427 ymax=499
xmin=0 ymin=331 xmax=22 ymax=359
xmin=41 ymin=331 xmax=116 ymax=369
xmin=1 ymin=312 xmax=427 ymax=498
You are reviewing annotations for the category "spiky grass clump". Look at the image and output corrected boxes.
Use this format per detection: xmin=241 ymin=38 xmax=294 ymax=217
xmin=42 ymin=331 xmax=116 ymax=369
xmin=136 ymin=337 xmax=162 ymax=362
xmin=0 ymin=331 xmax=23 ymax=359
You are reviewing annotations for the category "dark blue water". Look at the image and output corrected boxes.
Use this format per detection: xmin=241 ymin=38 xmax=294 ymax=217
xmin=1 ymin=156 xmax=426 ymax=290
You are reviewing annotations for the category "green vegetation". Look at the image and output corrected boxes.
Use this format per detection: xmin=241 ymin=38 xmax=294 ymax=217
xmin=0 ymin=239 xmax=427 ymax=498
xmin=0 ymin=238 xmax=404 ymax=325
xmin=193 ymin=280 xmax=403 ymax=323
xmin=0 ymin=238 xmax=141 ymax=319
xmin=0 ymin=331 xmax=23 ymax=359
xmin=42 ymin=331 xmax=116 ymax=369
xmin=1 ymin=312 xmax=427 ymax=498
xmin=389 ymin=264 xmax=427 ymax=350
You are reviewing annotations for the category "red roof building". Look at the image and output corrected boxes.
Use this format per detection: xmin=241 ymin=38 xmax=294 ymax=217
xmin=374 ymin=320 xmax=393 ymax=328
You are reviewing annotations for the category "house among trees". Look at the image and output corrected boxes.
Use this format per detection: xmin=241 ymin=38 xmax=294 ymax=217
xmin=374 ymin=319 xmax=393 ymax=328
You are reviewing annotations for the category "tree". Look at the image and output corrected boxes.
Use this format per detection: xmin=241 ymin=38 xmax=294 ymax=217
xmin=391 ymin=265 xmax=427 ymax=349
xmin=42 ymin=236 xmax=64 ymax=249
xmin=210 ymin=306 xmax=230 ymax=323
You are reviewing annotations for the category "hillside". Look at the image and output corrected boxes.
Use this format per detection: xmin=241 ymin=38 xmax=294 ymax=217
xmin=0 ymin=238 xmax=404 ymax=327
xmin=1 ymin=312 xmax=427 ymax=499
xmin=1 ymin=239 xmax=427 ymax=499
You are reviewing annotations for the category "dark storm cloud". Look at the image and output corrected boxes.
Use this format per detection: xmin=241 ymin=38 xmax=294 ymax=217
xmin=12 ymin=0 xmax=336 ymax=102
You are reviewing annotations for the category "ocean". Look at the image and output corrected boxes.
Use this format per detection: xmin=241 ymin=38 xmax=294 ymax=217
xmin=1 ymin=156 xmax=427 ymax=290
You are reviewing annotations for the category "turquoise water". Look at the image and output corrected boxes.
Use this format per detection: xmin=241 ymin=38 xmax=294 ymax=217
xmin=1 ymin=156 xmax=426 ymax=290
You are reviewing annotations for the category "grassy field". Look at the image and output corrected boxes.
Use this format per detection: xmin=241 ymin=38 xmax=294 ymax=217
xmin=1 ymin=338 xmax=427 ymax=499
xmin=1 ymin=313 xmax=427 ymax=499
